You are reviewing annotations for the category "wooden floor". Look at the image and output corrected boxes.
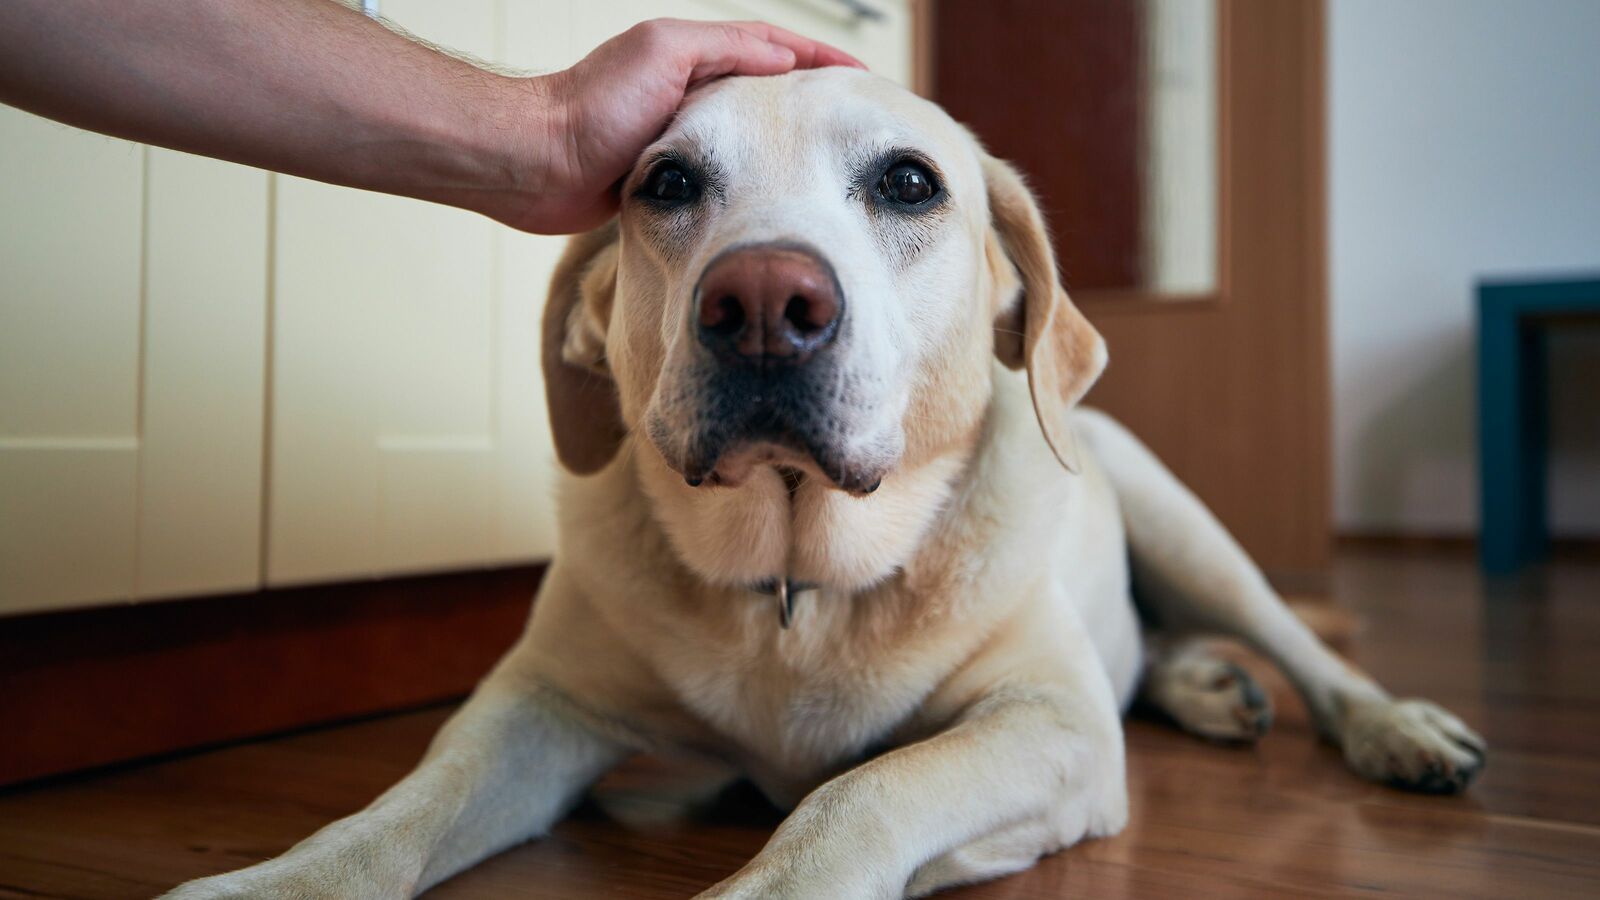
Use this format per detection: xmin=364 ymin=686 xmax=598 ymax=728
xmin=2 ymin=549 xmax=1598 ymax=898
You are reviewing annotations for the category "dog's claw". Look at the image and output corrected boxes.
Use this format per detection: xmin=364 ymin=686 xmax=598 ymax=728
xmin=1343 ymin=698 xmax=1487 ymax=793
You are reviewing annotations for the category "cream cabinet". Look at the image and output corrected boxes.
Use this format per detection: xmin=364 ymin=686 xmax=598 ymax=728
xmin=0 ymin=0 xmax=910 ymax=613
xmin=266 ymin=0 xmax=540 ymax=585
xmin=0 ymin=114 xmax=269 ymax=612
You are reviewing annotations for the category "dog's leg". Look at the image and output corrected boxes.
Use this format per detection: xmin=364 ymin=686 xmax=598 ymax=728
xmin=1138 ymin=632 xmax=1273 ymax=742
xmin=903 ymin=817 xmax=1066 ymax=898
xmin=1077 ymin=410 xmax=1486 ymax=793
xmin=162 ymin=678 xmax=626 ymax=899
xmin=698 ymin=604 xmax=1128 ymax=900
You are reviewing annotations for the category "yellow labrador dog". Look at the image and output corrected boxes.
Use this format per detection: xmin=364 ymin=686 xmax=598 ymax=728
xmin=169 ymin=68 xmax=1484 ymax=899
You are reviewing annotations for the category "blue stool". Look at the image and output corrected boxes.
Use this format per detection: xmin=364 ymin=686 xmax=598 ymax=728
xmin=1477 ymin=276 xmax=1600 ymax=574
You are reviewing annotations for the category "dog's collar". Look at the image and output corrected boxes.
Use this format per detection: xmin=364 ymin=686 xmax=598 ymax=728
xmin=750 ymin=578 xmax=816 ymax=628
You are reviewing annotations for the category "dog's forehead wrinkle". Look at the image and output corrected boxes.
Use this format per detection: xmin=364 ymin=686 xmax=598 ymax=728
xmin=674 ymin=73 xmax=940 ymax=170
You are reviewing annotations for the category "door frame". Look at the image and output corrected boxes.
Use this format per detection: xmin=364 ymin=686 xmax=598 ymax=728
xmin=918 ymin=0 xmax=1330 ymax=577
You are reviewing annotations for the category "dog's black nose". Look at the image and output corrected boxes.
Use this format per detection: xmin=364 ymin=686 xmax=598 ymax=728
xmin=695 ymin=244 xmax=843 ymax=366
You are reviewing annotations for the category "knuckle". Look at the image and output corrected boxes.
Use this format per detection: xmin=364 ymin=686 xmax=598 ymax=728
xmin=628 ymin=18 xmax=672 ymax=48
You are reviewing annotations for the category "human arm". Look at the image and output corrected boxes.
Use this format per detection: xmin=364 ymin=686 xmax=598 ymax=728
xmin=0 ymin=1 xmax=861 ymax=233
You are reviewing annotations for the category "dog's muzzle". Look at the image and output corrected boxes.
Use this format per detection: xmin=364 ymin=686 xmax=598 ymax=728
xmin=650 ymin=242 xmax=889 ymax=495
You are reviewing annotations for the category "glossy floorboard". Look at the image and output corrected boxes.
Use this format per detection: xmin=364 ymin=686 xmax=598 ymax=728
xmin=2 ymin=550 xmax=1597 ymax=899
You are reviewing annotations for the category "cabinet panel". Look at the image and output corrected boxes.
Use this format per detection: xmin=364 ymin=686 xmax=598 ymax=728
xmin=0 ymin=109 xmax=144 ymax=613
xmin=492 ymin=228 xmax=566 ymax=563
xmin=0 ymin=447 xmax=138 ymax=612
xmin=137 ymin=150 xmax=269 ymax=599
xmin=269 ymin=179 xmax=501 ymax=583
xmin=496 ymin=2 xmax=590 ymax=563
xmin=267 ymin=0 xmax=555 ymax=584
xmin=501 ymin=0 xmax=576 ymax=70
xmin=569 ymin=0 xmax=677 ymax=50
xmin=0 ymin=112 xmax=272 ymax=612
xmin=0 ymin=112 xmax=143 ymax=437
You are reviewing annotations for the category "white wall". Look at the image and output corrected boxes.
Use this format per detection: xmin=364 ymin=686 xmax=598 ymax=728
xmin=1330 ymin=0 xmax=1600 ymax=537
xmin=1141 ymin=0 xmax=1217 ymax=294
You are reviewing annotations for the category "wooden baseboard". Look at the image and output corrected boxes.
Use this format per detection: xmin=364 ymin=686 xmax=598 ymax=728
xmin=1337 ymin=532 xmax=1600 ymax=561
xmin=1264 ymin=569 xmax=1330 ymax=599
xmin=1337 ymin=533 xmax=1479 ymax=556
xmin=0 ymin=565 xmax=545 ymax=788
xmin=19 ymin=531 xmax=1591 ymax=788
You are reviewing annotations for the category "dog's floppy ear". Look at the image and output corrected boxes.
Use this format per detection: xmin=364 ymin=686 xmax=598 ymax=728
xmin=542 ymin=220 xmax=626 ymax=475
xmin=982 ymin=153 xmax=1107 ymax=474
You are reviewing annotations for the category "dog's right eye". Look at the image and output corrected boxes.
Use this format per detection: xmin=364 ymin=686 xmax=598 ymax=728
xmin=878 ymin=162 xmax=939 ymax=206
xmin=643 ymin=164 xmax=696 ymax=206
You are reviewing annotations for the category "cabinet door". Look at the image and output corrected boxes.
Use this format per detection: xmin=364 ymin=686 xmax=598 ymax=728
xmin=0 ymin=111 xmax=144 ymax=613
xmin=138 ymin=151 xmax=270 ymax=600
xmin=0 ymin=114 xmax=268 ymax=614
xmin=496 ymin=0 xmax=580 ymax=566
xmin=268 ymin=0 xmax=559 ymax=585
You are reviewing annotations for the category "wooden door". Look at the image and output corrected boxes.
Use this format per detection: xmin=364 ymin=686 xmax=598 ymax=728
xmin=931 ymin=0 xmax=1328 ymax=576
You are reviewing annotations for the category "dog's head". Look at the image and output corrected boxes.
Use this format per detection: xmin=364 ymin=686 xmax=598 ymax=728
xmin=543 ymin=68 xmax=1104 ymax=587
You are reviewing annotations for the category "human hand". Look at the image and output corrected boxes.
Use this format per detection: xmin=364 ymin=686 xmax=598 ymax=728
xmin=496 ymin=19 xmax=863 ymax=234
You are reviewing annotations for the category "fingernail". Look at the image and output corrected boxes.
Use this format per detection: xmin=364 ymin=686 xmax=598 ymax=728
xmin=770 ymin=44 xmax=796 ymax=65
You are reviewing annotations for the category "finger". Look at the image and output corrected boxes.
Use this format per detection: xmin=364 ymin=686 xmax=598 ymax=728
xmin=678 ymin=23 xmax=799 ymax=85
xmin=726 ymin=21 xmax=867 ymax=70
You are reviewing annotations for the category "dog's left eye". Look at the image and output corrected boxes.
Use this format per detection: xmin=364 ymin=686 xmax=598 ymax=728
xmin=643 ymin=163 xmax=696 ymax=206
xmin=878 ymin=162 xmax=939 ymax=206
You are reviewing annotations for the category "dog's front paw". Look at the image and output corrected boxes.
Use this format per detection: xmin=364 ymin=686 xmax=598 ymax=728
xmin=1157 ymin=657 xmax=1274 ymax=743
xmin=1341 ymin=698 xmax=1487 ymax=793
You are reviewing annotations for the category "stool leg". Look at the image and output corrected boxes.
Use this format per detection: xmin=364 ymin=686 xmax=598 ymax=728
xmin=1517 ymin=326 xmax=1550 ymax=567
xmin=1479 ymin=300 xmax=1519 ymax=573
xmin=1479 ymin=297 xmax=1548 ymax=575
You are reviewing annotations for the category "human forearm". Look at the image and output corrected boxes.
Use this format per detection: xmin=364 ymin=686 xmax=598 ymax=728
xmin=1 ymin=5 xmax=861 ymax=234
xmin=0 ymin=0 xmax=540 ymax=219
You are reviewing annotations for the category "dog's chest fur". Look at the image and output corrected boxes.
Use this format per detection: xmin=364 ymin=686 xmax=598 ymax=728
xmin=653 ymin=580 xmax=996 ymax=801
xmin=559 ymin=458 xmax=1023 ymax=801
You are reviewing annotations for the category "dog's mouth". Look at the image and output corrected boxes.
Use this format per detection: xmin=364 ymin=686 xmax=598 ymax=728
xmin=659 ymin=427 xmax=887 ymax=496
xmin=646 ymin=368 xmax=891 ymax=496
xmin=686 ymin=437 xmax=883 ymax=496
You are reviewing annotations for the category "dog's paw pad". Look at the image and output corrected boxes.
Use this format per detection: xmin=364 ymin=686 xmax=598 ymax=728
xmin=1343 ymin=698 xmax=1486 ymax=793
xmin=1160 ymin=659 xmax=1274 ymax=743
